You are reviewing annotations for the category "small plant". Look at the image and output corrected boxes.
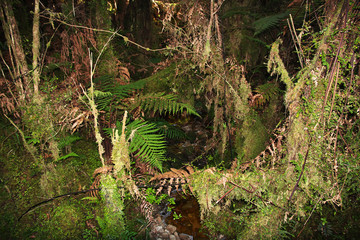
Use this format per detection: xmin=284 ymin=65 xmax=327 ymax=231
xmin=145 ymin=188 xmax=168 ymax=204
xmin=172 ymin=211 xmax=182 ymax=220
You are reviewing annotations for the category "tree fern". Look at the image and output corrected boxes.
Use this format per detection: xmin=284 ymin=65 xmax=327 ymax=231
xmin=128 ymin=92 xmax=200 ymax=117
xmin=253 ymin=11 xmax=289 ymax=36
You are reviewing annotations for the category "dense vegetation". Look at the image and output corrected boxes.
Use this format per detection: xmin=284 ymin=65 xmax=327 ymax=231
xmin=0 ymin=0 xmax=359 ymax=239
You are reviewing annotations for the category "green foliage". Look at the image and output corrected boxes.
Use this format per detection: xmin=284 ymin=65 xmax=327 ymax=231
xmin=235 ymin=112 xmax=269 ymax=161
xmin=56 ymin=152 xmax=79 ymax=161
xmin=152 ymin=119 xmax=187 ymax=140
xmin=58 ymin=135 xmax=82 ymax=150
xmin=104 ymin=119 xmax=167 ymax=171
xmin=129 ymin=92 xmax=200 ymax=117
xmin=119 ymin=229 xmax=137 ymax=240
xmin=145 ymin=188 xmax=168 ymax=204
xmin=34 ymin=202 xmax=85 ymax=239
xmin=253 ymin=11 xmax=290 ymax=36
xmin=125 ymin=119 xmax=167 ymax=171
xmin=98 ymin=174 xmax=125 ymax=239
xmin=254 ymin=82 xmax=282 ymax=105
xmin=94 ymin=75 xmax=148 ymax=111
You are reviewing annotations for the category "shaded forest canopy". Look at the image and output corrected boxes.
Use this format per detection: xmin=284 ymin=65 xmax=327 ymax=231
xmin=0 ymin=0 xmax=359 ymax=239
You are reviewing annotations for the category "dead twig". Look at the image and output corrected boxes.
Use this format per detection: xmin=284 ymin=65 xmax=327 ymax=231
xmin=215 ymin=185 xmax=235 ymax=204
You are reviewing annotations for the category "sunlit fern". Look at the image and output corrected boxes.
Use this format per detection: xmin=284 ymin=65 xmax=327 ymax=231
xmin=105 ymin=119 xmax=167 ymax=171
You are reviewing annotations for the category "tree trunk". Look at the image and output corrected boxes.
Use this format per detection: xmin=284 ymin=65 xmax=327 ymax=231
xmin=32 ymin=0 xmax=40 ymax=101
xmin=0 ymin=0 xmax=29 ymax=102
xmin=124 ymin=0 xmax=152 ymax=47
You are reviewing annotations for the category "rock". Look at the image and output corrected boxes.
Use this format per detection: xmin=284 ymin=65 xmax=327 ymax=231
xmin=155 ymin=216 xmax=162 ymax=224
xmin=155 ymin=225 xmax=164 ymax=232
xmin=174 ymin=232 xmax=181 ymax=240
xmin=166 ymin=224 xmax=177 ymax=234
xmin=169 ymin=235 xmax=177 ymax=240
xmin=161 ymin=232 xmax=170 ymax=239
xmin=179 ymin=233 xmax=193 ymax=240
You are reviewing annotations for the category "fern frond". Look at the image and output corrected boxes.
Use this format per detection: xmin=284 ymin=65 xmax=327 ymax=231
xmin=152 ymin=120 xmax=187 ymax=140
xmin=126 ymin=120 xmax=166 ymax=171
xmin=253 ymin=11 xmax=289 ymax=36
xmin=93 ymin=90 xmax=112 ymax=98
xmin=250 ymin=83 xmax=282 ymax=107
xmin=58 ymin=135 xmax=82 ymax=150
xmin=104 ymin=120 xmax=167 ymax=171
xmin=129 ymin=92 xmax=200 ymax=117
xmin=94 ymin=75 xmax=148 ymax=110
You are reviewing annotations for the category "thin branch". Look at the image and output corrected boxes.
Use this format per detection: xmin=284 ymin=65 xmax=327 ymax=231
xmin=327 ymin=62 xmax=339 ymax=123
xmin=297 ymin=191 xmax=325 ymax=238
xmin=18 ymin=183 xmax=193 ymax=222
xmin=215 ymin=185 xmax=235 ymax=204
xmin=288 ymin=135 xmax=312 ymax=202
xmin=4 ymin=114 xmax=37 ymax=162
xmin=39 ymin=14 xmax=170 ymax=52
xmin=287 ymin=15 xmax=303 ymax=68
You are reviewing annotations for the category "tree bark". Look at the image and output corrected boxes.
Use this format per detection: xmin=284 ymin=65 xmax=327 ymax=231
xmin=0 ymin=0 xmax=29 ymax=102
xmin=32 ymin=0 xmax=40 ymax=101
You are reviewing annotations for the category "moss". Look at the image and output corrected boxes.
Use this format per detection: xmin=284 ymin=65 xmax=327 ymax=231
xmin=97 ymin=174 xmax=125 ymax=239
xmin=142 ymin=62 xmax=177 ymax=94
xmin=35 ymin=202 xmax=85 ymax=239
xmin=235 ymin=113 xmax=269 ymax=162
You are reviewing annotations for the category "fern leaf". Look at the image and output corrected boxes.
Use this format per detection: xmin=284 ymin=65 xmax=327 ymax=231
xmin=253 ymin=11 xmax=289 ymax=36
xmin=152 ymin=120 xmax=187 ymax=140
xmin=130 ymin=92 xmax=200 ymax=117
xmin=104 ymin=120 xmax=166 ymax=171
xmin=94 ymin=75 xmax=148 ymax=110
xmin=251 ymin=83 xmax=282 ymax=107
xmin=126 ymin=120 xmax=166 ymax=171
xmin=58 ymin=135 xmax=82 ymax=150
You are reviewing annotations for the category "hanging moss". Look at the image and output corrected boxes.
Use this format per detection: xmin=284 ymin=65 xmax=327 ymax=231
xmin=235 ymin=112 xmax=269 ymax=162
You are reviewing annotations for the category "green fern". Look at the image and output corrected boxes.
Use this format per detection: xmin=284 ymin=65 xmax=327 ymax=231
xmin=125 ymin=120 xmax=166 ymax=171
xmin=129 ymin=92 xmax=200 ymax=117
xmin=251 ymin=82 xmax=282 ymax=107
xmin=253 ymin=11 xmax=289 ymax=36
xmin=58 ymin=135 xmax=82 ymax=150
xmin=152 ymin=120 xmax=187 ymax=140
xmin=255 ymin=83 xmax=281 ymax=101
xmin=105 ymin=119 xmax=167 ymax=171
xmin=119 ymin=229 xmax=137 ymax=240
xmin=94 ymin=75 xmax=148 ymax=110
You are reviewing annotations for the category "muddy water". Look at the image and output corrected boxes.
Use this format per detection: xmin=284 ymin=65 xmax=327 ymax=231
xmin=165 ymin=193 xmax=208 ymax=239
